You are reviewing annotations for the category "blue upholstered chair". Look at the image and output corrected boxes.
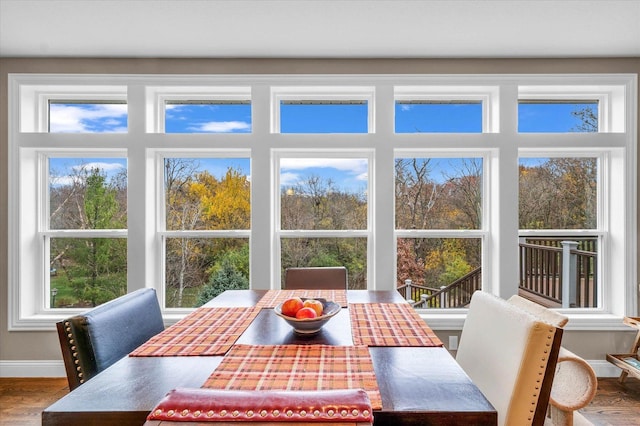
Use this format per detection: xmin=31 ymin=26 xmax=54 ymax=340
xmin=56 ymin=288 xmax=164 ymax=390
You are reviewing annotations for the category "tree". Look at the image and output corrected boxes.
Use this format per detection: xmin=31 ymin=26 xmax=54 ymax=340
xmin=396 ymin=238 xmax=425 ymax=287
xmin=196 ymin=259 xmax=248 ymax=306
xmin=70 ymin=167 xmax=126 ymax=306
xmin=519 ymin=158 xmax=597 ymax=230
xmin=164 ymin=161 xmax=251 ymax=307
xmin=571 ymin=106 xmax=598 ymax=133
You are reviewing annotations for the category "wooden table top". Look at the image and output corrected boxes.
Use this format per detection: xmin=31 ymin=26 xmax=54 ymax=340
xmin=43 ymin=290 xmax=496 ymax=426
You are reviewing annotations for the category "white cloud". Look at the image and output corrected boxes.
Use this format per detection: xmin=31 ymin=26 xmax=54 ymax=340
xmin=49 ymin=104 xmax=128 ymax=133
xmin=280 ymin=172 xmax=300 ymax=186
xmin=77 ymin=161 xmax=126 ymax=173
xmin=400 ymin=104 xmax=413 ymax=111
xmin=190 ymin=121 xmax=251 ymax=133
xmin=280 ymin=158 xmax=367 ymax=174
xmin=49 ymin=175 xmax=78 ymax=187
xmin=355 ymin=172 xmax=368 ymax=181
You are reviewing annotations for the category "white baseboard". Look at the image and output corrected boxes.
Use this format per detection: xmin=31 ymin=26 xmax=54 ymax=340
xmin=0 ymin=360 xmax=65 ymax=377
xmin=0 ymin=359 xmax=624 ymax=378
xmin=589 ymin=359 xmax=624 ymax=378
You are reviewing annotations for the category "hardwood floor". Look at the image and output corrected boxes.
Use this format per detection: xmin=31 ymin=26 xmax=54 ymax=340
xmin=0 ymin=378 xmax=68 ymax=426
xmin=1 ymin=377 xmax=639 ymax=425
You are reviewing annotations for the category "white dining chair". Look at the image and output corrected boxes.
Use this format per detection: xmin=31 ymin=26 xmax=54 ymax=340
xmin=456 ymin=291 xmax=566 ymax=426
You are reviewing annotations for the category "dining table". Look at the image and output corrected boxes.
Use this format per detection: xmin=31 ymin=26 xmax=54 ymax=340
xmin=42 ymin=289 xmax=497 ymax=425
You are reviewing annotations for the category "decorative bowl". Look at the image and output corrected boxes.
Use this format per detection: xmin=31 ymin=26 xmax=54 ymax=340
xmin=274 ymin=298 xmax=341 ymax=335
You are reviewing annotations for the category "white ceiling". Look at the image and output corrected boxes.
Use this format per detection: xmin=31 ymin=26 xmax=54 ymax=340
xmin=1 ymin=0 xmax=639 ymax=58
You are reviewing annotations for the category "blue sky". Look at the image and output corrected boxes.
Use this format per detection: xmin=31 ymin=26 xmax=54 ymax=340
xmin=48 ymin=101 xmax=594 ymax=189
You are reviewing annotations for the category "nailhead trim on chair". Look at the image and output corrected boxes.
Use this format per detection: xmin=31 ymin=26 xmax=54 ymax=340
xmin=151 ymin=407 xmax=370 ymax=420
xmin=147 ymin=388 xmax=374 ymax=423
xmin=525 ymin=326 xmax=555 ymax=423
xmin=64 ymin=320 xmax=85 ymax=385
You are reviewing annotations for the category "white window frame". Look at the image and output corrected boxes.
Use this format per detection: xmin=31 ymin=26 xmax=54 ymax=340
xmin=273 ymin=149 xmax=374 ymax=288
xmin=271 ymin=86 xmax=375 ymax=133
xmin=394 ymin=86 xmax=500 ymax=133
xmin=8 ymin=73 xmax=636 ymax=331
xmin=392 ymin=149 xmax=492 ymax=327
xmin=154 ymin=149 xmax=252 ymax=314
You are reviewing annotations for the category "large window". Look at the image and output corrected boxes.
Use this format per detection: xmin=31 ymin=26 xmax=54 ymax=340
xmin=162 ymin=156 xmax=250 ymax=308
xmin=8 ymin=74 xmax=636 ymax=330
xmin=277 ymin=154 xmax=370 ymax=289
xmin=395 ymin=156 xmax=485 ymax=308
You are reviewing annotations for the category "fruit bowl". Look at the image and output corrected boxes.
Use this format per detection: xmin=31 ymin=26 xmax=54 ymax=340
xmin=274 ymin=298 xmax=341 ymax=335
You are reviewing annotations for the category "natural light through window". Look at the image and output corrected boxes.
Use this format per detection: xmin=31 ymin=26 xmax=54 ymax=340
xmin=48 ymin=102 xmax=128 ymax=133
xmin=8 ymin=73 xmax=635 ymax=330
xmin=164 ymin=102 xmax=252 ymax=133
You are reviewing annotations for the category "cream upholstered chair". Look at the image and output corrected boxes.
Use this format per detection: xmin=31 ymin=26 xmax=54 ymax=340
xmin=456 ymin=291 xmax=566 ymax=426
xmin=144 ymin=388 xmax=373 ymax=425
xmin=283 ymin=266 xmax=348 ymax=290
xmin=507 ymin=296 xmax=597 ymax=425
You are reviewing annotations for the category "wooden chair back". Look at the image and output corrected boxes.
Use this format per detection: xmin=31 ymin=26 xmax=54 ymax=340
xmin=284 ymin=267 xmax=348 ymax=290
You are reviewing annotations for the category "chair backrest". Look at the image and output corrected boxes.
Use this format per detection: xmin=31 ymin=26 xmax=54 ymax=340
xmin=283 ymin=267 xmax=348 ymax=290
xmin=56 ymin=288 xmax=164 ymax=390
xmin=507 ymin=295 xmax=569 ymax=328
xmin=144 ymin=387 xmax=373 ymax=425
xmin=456 ymin=291 xmax=565 ymax=426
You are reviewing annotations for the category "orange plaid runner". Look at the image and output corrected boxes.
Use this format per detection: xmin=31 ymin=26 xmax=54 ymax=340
xmin=350 ymin=303 xmax=443 ymax=347
xmin=203 ymin=344 xmax=382 ymax=410
xmin=256 ymin=289 xmax=348 ymax=308
xmin=130 ymin=307 xmax=260 ymax=357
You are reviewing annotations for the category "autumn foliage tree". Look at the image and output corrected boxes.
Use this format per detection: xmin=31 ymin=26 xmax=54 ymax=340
xmin=164 ymin=159 xmax=251 ymax=307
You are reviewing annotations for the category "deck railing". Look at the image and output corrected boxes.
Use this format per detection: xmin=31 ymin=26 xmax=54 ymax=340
xmin=400 ymin=237 xmax=597 ymax=309
xmin=400 ymin=268 xmax=482 ymax=309
xmin=519 ymin=238 xmax=597 ymax=308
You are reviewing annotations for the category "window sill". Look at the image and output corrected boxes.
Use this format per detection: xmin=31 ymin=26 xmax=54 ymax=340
xmin=418 ymin=310 xmax=632 ymax=332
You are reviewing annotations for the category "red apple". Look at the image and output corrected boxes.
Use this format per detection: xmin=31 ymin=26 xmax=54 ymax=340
xmin=295 ymin=307 xmax=318 ymax=319
xmin=303 ymin=299 xmax=324 ymax=317
xmin=281 ymin=297 xmax=304 ymax=317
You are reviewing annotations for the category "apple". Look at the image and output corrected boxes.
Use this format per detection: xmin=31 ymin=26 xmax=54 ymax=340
xmin=303 ymin=299 xmax=324 ymax=317
xmin=281 ymin=297 xmax=304 ymax=317
xmin=295 ymin=307 xmax=318 ymax=319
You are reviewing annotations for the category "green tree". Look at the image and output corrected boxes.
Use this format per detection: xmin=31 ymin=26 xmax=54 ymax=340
xmin=196 ymin=259 xmax=249 ymax=306
xmin=72 ymin=167 xmax=126 ymax=306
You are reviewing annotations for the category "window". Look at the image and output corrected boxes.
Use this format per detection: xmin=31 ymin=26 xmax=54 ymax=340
xmin=8 ymin=74 xmax=636 ymax=331
xmin=395 ymin=102 xmax=483 ymax=133
xmin=161 ymin=156 xmax=251 ymax=308
xmin=271 ymin=87 xmax=375 ymax=133
xmin=277 ymin=153 xmax=371 ymax=289
xmin=280 ymin=101 xmax=368 ymax=133
xmin=164 ymin=102 xmax=251 ymax=134
xmin=48 ymin=101 xmax=128 ymax=133
xmin=518 ymin=101 xmax=598 ymax=133
xmin=395 ymin=156 xmax=485 ymax=307
xmin=519 ymin=156 xmax=600 ymax=308
xmin=48 ymin=156 xmax=128 ymax=308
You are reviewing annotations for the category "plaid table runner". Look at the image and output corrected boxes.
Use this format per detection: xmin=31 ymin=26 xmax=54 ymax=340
xmin=130 ymin=307 xmax=260 ymax=357
xmin=256 ymin=289 xmax=348 ymax=308
xmin=350 ymin=303 xmax=443 ymax=347
xmin=202 ymin=344 xmax=382 ymax=410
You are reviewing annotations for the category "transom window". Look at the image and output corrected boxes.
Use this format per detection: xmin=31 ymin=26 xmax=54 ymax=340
xmin=8 ymin=74 xmax=636 ymax=331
